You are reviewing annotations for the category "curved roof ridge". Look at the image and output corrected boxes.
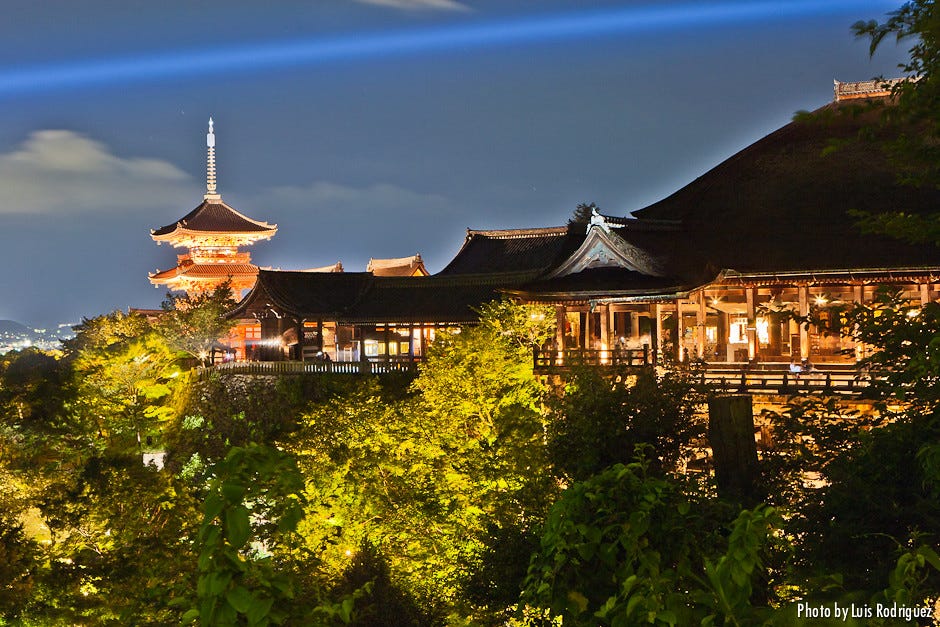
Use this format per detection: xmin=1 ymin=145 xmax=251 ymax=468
xmin=152 ymin=199 xmax=277 ymax=238
xmin=467 ymin=226 xmax=568 ymax=239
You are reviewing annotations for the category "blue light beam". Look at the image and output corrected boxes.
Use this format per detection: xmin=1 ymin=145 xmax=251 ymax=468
xmin=0 ymin=1 xmax=896 ymax=98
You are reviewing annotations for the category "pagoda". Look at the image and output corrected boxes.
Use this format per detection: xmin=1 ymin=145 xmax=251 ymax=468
xmin=150 ymin=118 xmax=276 ymax=298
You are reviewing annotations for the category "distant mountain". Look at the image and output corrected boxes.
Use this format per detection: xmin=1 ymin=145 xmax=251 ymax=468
xmin=0 ymin=320 xmax=30 ymax=335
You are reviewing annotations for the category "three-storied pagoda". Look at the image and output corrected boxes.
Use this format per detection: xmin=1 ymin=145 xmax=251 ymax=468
xmin=150 ymin=119 xmax=277 ymax=297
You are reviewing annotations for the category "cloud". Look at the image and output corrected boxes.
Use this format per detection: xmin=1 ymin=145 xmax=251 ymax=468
xmin=262 ymin=180 xmax=455 ymax=217
xmin=352 ymin=0 xmax=471 ymax=12
xmin=0 ymin=130 xmax=197 ymax=214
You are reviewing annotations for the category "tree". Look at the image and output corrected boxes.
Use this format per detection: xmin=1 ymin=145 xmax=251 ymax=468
xmin=188 ymin=444 xmax=308 ymax=626
xmin=546 ymin=367 xmax=705 ymax=482
xmin=520 ymin=458 xmax=781 ymax=626
xmin=156 ymin=283 xmax=237 ymax=366
xmin=763 ymin=292 xmax=940 ymax=596
xmin=850 ymin=1 xmax=940 ymax=242
xmin=68 ymin=313 xmax=180 ymax=454
xmin=288 ymin=301 xmax=556 ymax=622
xmin=568 ymin=202 xmax=599 ymax=226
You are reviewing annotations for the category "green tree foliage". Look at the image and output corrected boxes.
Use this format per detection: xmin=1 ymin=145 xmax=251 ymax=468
xmin=332 ymin=541 xmax=435 ymax=627
xmin=156 ymin=283 xmax=237 ymax=366
xmin=188 ymin=444 xmax=308 ymax=626
xmin=0 ymin=311 xmax=200 ymax=624
xmin=290 ymin=301 xmax=556 ymax=622
xmin=67 ymin=311 xmax=180 ymax=454
xmin=761 ymin=292 xmax=940 ymax=600
xmin=546 ymin=367 xmax=705 ymax=481
xmin=0 ymin=515 xmax=39 ymax=622
xmin=520 ymin=458 xmax=780 ymax=626
xmin=30 ymin=453 xmax=200 ymax=624
xmin=166 ymin=374 xmax=324 ymax=476
xmin=0 ymin=348 xmax=68 ymax=428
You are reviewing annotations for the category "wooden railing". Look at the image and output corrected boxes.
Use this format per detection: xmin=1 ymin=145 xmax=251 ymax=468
xmin=206 ymin=354 xmax=874 ymax=395
xmin=698 ymin=367 xmax=872 ymax=395
xmin=207 ymin=358 xmax=420 ymax=376
xmin=533 ymin=347 xmax=651 ymax=371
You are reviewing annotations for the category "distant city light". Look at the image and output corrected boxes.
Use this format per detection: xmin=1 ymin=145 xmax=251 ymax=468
xmin=0 ymin=0 xmax=895 ymax=98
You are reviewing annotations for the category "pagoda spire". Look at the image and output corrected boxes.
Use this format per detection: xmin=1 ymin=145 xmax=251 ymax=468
xmin=205 ymin=117 xmax=221 ymax=201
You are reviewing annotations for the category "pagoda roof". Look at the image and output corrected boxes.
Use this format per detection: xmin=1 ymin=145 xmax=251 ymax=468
xmin=151 ymin=199 xmax=277 ymax=240
xmin=149 ymin=263 xmax=259 ymax=282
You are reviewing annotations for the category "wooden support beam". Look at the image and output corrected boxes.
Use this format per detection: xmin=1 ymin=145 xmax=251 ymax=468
xmin=654 ymin=304 xmax=663 ymax=363
xmin=746 ymin=287 xmax=757 ymax=362
xmin=584 ymin=309 xmax=592 ymax=350
xmin=676 ymin=299 xmax=685 ymax=362
xmin=696 ymin=291 xmax=707 ymax=359
xmin=798 ymin=285 xmax=810 ymax=361
xmin=708 ymin=395 xmax=762 ymax=505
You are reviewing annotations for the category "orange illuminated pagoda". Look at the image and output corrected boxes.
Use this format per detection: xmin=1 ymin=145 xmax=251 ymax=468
xmin=150 ymin=118 xmax=276 ymax=297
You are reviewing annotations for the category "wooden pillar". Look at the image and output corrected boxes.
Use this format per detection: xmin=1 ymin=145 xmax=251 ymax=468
xmin=295 ymin=318 xmax=305 ymax=361
xmin=696 ymin=291 xmax=707 ymax=360
xmin=718 ymin=310 xmax=729 ymax=362
xmin=631 ymin=311 xmax=640 ymax=341
xmin=746 ymin=287 xmax=757 ymax=362
xmin=653 ymin=304 xmax=663 ymax=362
xmin=599 ymin=303 xmax=610 ymax=362
xmin=853 ymin=284 xmax=865 ymax=362
xmin=675 ymin=299 xmax=685 ymax=362
xmin=584 ymin=309 xmax=592 ymax=350
xmin=555 ymin=305 xmax=566 ymax=364
xmin=707 ymin=395 xmax=762 ymax=505
xmin=920 ymin=283 xmax=931 ymax=305
xmin=408 ymin=323 xmax=415 ymax=359
xmin=798 ymin=286 xmax=810 ymax=361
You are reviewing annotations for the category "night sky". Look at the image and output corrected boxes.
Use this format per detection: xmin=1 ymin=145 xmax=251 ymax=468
xmin=0 ymin=0 xmax=907 ymax=327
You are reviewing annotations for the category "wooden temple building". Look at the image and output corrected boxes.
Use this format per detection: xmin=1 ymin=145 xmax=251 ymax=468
xmin=222 ymin=84 xmax=940 ymax=369
xmin=150 ymin=118 xmax=277 ymax=297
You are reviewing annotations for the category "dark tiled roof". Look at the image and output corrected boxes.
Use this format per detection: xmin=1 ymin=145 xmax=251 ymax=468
xmin=347 ymin=275 xmax=511 ymax=323
xmin=631 ymin=101 xmax=940 ymax=277
xmin=229 ymin=270 xmax=513 ymax=323
xmin=235 ymin=271 xmax=374 ymax=318
xmin=152 ymin=200 xmax=276 ymax=236
xmin=512 ymin=267 xmax=688 ymax=299
xmin=438 ymin=226 xmax=583 ymax=275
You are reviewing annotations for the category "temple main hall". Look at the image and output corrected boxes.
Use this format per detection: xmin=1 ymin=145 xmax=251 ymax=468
xmin=155 ymin=82 xmax=940 ymax=371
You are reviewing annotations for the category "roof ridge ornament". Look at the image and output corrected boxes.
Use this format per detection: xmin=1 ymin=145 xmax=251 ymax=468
xmin=588 ymin=207 xmax=611 ymax=234
xmin=205 ymin=117 xmax=221 ymax=201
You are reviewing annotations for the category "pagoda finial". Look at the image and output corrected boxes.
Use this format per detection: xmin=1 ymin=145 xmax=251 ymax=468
xmin=205 ymin=117 xmax=220 ymax=201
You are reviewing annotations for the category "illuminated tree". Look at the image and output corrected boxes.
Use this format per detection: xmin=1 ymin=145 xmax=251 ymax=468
xmin=156 ymin=282 xmax=237 ymax=366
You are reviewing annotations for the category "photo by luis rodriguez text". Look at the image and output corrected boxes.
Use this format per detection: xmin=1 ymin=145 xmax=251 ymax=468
xmin=794 ymin=600 xmax=935 ymax=622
